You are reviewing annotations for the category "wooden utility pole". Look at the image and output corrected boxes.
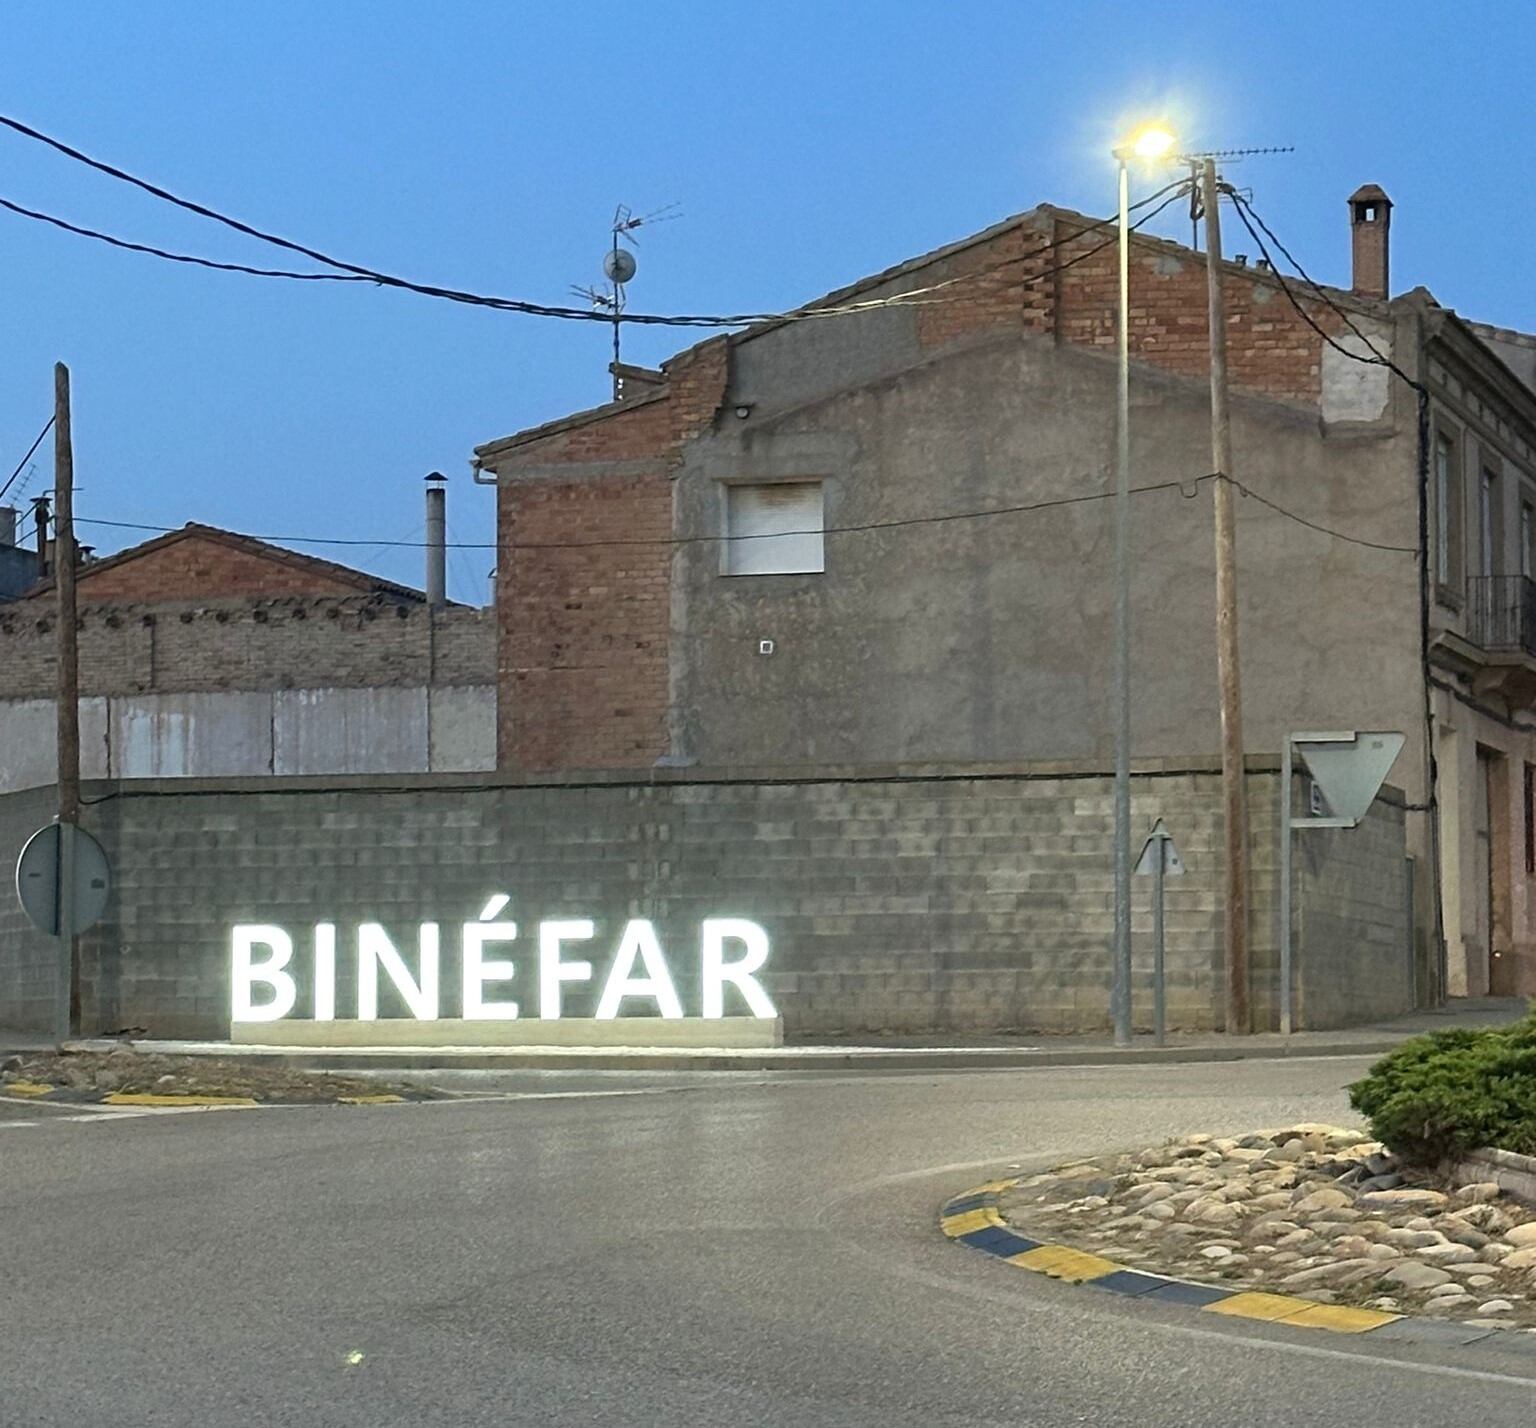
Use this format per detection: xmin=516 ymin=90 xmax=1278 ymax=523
xmin=1200 ymin=161 xmax=1251 ymax=1035
xmin=54 ymin=361 xmax=81 ymax=1041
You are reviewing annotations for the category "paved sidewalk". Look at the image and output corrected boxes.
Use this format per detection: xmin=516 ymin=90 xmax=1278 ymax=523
xmin=2 ymin=998 xmax=1525 ymax=1073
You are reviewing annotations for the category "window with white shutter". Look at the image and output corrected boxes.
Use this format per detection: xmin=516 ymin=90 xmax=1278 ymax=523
xmin=723 ymin=481 xmax=824 ymax=576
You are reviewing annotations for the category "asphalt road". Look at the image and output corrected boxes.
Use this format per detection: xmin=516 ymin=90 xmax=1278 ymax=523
xmin=3 ymin=1057 xmax=1534 ymax=1426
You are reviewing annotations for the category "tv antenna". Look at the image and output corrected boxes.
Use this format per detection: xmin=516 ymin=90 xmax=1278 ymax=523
xmin=570 ymin=202 xmax=682 ymax=401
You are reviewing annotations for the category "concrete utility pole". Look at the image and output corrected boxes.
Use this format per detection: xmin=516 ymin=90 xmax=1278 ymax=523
xmin=54 ymin=362 xmax=81 ymax=1041
xmin=1200 ymin=161 xmax=1251 ymax=1035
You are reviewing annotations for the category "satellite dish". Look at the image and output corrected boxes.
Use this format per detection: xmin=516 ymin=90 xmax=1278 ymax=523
xmin=603 ymin=248 xmax=637 ymax=285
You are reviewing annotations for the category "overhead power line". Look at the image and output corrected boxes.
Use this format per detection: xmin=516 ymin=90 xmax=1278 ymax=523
xmin=73 ymin=468 xmax=1410 ymax=557
xmin=1222 ymin=187 xmax=1424 ymax=394
xmin=1 ymin=414 xmax=55 ymax=501
xmin=0 ymin=110 xmax=1187 ymax=326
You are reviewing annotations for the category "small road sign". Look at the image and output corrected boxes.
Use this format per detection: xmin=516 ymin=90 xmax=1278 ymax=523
xmin=1293 ymin=731 xmax=1405 ymax=828
xmin=16 ymin=821 xmax=111 ymax=937
xmin=1135 ymin=819 xmax=1185 ymax=877
xmin=1134 ymin=819 xmax=1184 ymax=1047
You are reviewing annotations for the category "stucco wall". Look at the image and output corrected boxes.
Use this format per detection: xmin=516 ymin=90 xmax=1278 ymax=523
xmin=671 ymin=325 xmax=1424 ymax=781
xmin=0 ymin=766 xmax=1412 ymax=1040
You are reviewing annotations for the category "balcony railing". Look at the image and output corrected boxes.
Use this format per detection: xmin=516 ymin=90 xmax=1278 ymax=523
xmin=1467 ymin=575 xmax=1536 ymax=659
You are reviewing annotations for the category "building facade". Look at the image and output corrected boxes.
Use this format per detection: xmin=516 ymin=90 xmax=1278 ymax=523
xmin=475 ymin=185 xmax=1536 ymax=1012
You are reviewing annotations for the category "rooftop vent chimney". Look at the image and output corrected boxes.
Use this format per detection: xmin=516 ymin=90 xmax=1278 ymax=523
xmin=1349 ymin=184 xmax=1392 ymax=300
xmin=0 ymin=505 xmax=15 ymax=548
xmin=424 ymin=471 xmax=447 ymax=608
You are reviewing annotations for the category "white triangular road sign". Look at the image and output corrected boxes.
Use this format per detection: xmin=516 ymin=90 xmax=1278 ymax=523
xmin=1135 ymin=818 xmax=1185 ymax=876
xmin=1295 ymin=731 xmax=1405 ymax=826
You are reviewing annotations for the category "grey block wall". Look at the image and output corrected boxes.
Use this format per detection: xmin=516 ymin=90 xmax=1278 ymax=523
xmin=0 ymin=765 xmax=1414 ymax=1038
xmin=0 ymin=785 xmax=71 ymax=1031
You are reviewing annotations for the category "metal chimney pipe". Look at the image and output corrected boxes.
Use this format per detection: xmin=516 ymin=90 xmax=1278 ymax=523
xmin=425 ymin=471 xmax=447 ymax=608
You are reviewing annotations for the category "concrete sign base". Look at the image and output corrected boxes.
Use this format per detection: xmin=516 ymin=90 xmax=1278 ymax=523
xmin=231 ymin=1015 xmax=785 ymax=1050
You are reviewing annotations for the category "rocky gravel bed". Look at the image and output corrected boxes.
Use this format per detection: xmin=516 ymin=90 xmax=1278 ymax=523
xmin=1 ymin=1048 xmax=433 ymax=1103
xmin=1000 ymin=1123 xmax=1536 ymax=1330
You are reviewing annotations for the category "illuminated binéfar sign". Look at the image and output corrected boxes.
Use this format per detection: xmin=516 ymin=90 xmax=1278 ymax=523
xmin=230 ymin=897 xmax=776 ymax=1024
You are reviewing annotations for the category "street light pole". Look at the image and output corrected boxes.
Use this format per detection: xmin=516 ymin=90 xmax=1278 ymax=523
xmin=1111 ymin=153 xmax=1133 ymax=1048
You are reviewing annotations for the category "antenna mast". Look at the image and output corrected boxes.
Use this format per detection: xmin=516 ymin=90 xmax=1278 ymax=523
xmin=570 ymin=202 xmax=680 ymax=402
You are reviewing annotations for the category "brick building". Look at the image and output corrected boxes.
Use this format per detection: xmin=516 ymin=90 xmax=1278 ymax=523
xmin=475 ymin=183 xmax=1536 ymax=1013
xmin=0 ymin=518 xmax=496 ymax=789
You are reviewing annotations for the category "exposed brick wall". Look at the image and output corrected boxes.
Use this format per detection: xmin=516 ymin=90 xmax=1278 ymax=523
xmin=1051 ymin=219 xmax=1351 ymax=406
xmin=67 ymin=533 xmax=375 ymax=602
xmin=491 ymin=338 xmax=728 ymax=770
xmin=0 ymin=597 xmax=494 ymax=697
xmin=499 ymin=474 xmax=671 ymax=769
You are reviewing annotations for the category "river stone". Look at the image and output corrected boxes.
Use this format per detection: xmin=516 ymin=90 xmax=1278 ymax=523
xmin=1504 ymin=1223 xmax=1536 ymax=1248
xmin=1384 ymin=1261 xmax=1453 ymax=1290
xmin=1426 ymin=1281 xmax=1468 ymax=1299
xmin=1478 ymin=1243 xmax=1514 ymax=1264
xmin=1280 ymin=1259 xmax=1376 ymax=1288
xmin=1248 ymin=1192 xmax=1294 ymax=1212
xmin=1453 ymin=1183 xmax=1502 ymax=1206
xmin=1457 ymin=1204 xmax=1513 ymax=1233
xmin=1501 ymin=1246 xmax=1536 ymax=1270
xmin=1273 ymin=1230 xmax=1317 ymax=1250
xmin=1293 ymin=1187 xmax=1352 ymax=1215
xmin=1437 ymin=1219 xmax=1490 ymax=1250
xmin=1429 ymin=1297 xmax=1477 ymax=1314
xmin=1366 ymin=1245 xmax=1403 ymax=1262
xmin=1358 ymin=1189 xmax=1449 ymax=1214
xmin=1142 ymin=1202 xmax=1176 ymax=1222
xmin=1415 ymin=1242 xmax=1479 ymax=1265
xmin=1383 ymin=1229 xmax=1443 ymax=1249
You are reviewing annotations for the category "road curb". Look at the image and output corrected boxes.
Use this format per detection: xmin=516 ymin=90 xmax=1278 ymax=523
xmin=0 ymin=1036 xmax=1422 ymax=1076
xmin=0 ymin=1083 xmax=413 ymax=1109
xmin=940 ymin=1179 xmax=1536 ymax=1350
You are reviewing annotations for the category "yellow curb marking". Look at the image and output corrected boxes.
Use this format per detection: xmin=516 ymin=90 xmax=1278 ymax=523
xmin=104 ymin=1093 xmax=259 ymax=1107
xmin=941 ymin=1208 xmax=1004 ymax=1238
xmin=337 ymin=1094 xmax=406 ymax=1105
xmin=1010 ymin=1244 xmax=1121 ymax=1283
xmin=1 ymin=1081 xmax=55 ymax=1097
xmin=943 ymin=1179 xmax=1403 ymax=1338
xmin=1204 ymin=1292 xmax=1317 ymax=1323
xmin=1276 ymin=1303 xmax=1400 ymax=1334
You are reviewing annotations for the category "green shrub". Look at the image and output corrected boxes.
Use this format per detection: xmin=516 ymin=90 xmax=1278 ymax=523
xmin=1348 ymin=1005 xmax=1536 ymax=1166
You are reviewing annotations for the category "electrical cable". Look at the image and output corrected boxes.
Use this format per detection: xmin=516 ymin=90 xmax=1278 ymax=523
xmin=73 ymin=465 xmax=1412 ymax=558
xmin=1 ymin=415 xmax=55 ymax=502
xmin=1223 ymin=188 xmax=1424 ymax=393
xmin=0 ymin=183 xmax=1188 ymax=326
xmin=1219 ymin=474 xmax=1416 ymax=553
xmin=0 ymin=111 xmax=1188 ymax=327
xmin=0 ymin=196 xmax=376 ymax=284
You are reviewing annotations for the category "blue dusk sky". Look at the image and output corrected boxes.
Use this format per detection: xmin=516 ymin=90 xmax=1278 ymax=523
xmin=1 ymin=2 xmax=1530 ymax=602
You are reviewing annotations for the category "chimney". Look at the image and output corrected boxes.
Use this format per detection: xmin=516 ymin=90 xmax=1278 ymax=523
xmin=0 ymin=505 xmax=15 ymax=548
xmin=424 ymin=471 xmax=447 ymax=608
xmin=32 ymin=495 xmax=49 ymax=577
xmin=1349 ymin=184 xmax=1392 ymax=299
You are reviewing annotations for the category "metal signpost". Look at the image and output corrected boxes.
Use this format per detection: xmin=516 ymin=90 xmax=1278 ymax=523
xmin=1134 ymin=818 xmax=1185 ymax=1046
xmin=1278 ymin=731 xmax=1405 ymax=1036
xmin=16 ymin=820 xmax=111 ymax=1041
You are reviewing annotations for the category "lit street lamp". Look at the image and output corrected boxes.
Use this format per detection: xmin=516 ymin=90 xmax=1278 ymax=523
xmin=1109 ymin=124 xmax=1176 ymax=1048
